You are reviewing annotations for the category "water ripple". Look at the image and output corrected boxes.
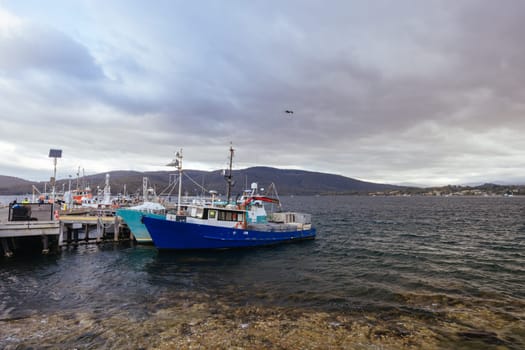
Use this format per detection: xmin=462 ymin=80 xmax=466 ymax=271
xmin=1 ymin=196 xmax=524 ymax=348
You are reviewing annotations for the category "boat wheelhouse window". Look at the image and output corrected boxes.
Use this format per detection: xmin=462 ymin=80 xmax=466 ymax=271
xmin=217 ymin=210 xmax=238 ymax=221
xmin=208 ymin=209 xmax=216 ymax=219
xmin=190 ymin=207 xmax=205 ymax=218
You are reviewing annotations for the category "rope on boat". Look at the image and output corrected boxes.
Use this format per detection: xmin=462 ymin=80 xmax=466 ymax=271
xmin=183 ymin=172 xmax=210 ymax=194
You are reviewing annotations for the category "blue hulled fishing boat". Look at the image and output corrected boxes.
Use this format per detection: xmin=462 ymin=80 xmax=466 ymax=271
xmin=142 ymin=147 xmax=316 ymax=250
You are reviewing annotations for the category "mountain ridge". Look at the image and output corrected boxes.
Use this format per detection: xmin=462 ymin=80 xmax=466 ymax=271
xmin=0 ymin=167 xmax=401 ymax=195
xmin=2 ymin=169 xmax=524 ymax=196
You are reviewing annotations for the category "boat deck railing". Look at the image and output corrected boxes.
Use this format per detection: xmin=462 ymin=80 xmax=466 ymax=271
xmin=248 ymin=222 xmax=312 ymax=232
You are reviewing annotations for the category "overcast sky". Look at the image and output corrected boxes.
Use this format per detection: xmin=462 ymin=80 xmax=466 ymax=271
xmin=1 ymin=1 xmax=524 ymax=186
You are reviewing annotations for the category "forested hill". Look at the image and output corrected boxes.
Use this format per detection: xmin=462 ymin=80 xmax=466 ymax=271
xmin=0 ymin=167 xmax=401 ymax=195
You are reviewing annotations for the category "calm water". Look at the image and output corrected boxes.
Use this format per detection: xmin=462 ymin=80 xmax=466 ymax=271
xmin=1 ymin=196 xmax=524 ymax=349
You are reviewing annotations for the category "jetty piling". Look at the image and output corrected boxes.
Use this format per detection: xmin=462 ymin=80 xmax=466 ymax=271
xmin=1 ymin=238 xmax=12 ymax=257
xmin=41 ymin=235 xmax=49 ymax=254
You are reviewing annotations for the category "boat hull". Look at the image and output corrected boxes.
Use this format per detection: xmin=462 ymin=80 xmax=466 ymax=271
xmin=142 ymin=216 xmax=316 ymax=250
xmin=116 ymin=209 xmax=164 ymax=244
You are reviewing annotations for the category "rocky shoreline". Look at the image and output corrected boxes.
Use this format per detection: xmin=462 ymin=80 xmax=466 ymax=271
xmin=1 ymin=291 xmax=523 ymax=349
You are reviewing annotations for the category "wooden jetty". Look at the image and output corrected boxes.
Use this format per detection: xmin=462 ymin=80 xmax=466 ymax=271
xmin=58 ymin=214 xmax=129 ymax=246
xmin=0 ymin=204 xmax=131 ymax=257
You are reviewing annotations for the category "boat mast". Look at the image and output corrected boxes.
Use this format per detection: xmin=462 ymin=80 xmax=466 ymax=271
xmin=167 ymin=149 xmax=183 ymax=214
xmin=142 ymin=177 xmax=148 ymax=201
xmin=76 ymin=166 xmax=80 ymax=191
xmin=177 ymin=150 xmax=183 ymax=213
xmin=225 ymin=145 xmax=234 ymax=204
xmin=166 ymin=149 xmax=183 ymax=213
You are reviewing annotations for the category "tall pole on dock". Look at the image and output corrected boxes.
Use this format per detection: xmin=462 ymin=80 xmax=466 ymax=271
xmin=49 ymin=149 xmax=62 ymax=214
xmin=68 ymin=175 xmax=72 ymax=210
xmin=53 ymin=157 xmax=57 ymax=200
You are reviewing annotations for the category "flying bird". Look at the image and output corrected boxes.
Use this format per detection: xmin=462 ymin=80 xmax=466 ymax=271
xmin=284 ymin=110 xmax=294 ymax=115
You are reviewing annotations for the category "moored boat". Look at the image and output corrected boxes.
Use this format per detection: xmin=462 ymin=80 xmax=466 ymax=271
xmin=116 ymin=202 xmax=166 ymax=243
xmin=142 ymin=202 xmax=315 ymax=250
xmin=72 ymin=187 xmax=92 ymax=205
xmin=142 ymin=147 xmax=316 ymax=250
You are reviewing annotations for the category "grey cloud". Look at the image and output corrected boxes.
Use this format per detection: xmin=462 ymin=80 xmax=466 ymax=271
xmin=0 ymin=24 xmax=104 ymax=80
xmin=79 ymin=2 xmax=525 ymax=146
xmin=2 ymin=1 xmax=525 ymax=185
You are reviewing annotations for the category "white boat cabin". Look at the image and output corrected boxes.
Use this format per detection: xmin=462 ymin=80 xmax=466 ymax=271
xmin=167 ymin=205 xmax=246 ymax=228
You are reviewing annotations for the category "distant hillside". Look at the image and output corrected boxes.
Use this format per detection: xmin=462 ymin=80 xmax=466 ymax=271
xmin=223 ymin=167 xmax=399 ymax=195
xmin=0 ymin=175 xmax=33 ymax=194
xmin=0 ymin=167 xmax=401 ymax=195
